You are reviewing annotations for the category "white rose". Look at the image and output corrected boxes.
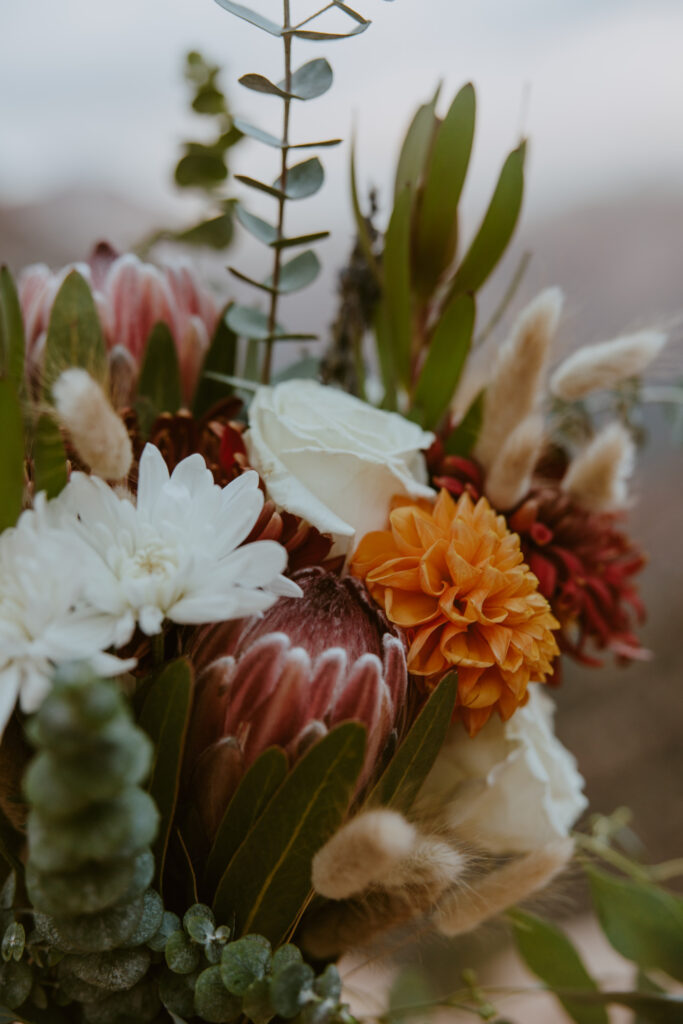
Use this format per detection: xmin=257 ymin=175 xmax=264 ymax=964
xmin=245 ymin=380 xmax=435 ymax=552
xmin=416 ymin=687 xmax=587 ymax=854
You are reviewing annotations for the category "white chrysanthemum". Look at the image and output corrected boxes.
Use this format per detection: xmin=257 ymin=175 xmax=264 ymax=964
xmin=0 ymin=498 xmax=131 ymax=735
xmin=58 ymin=444 xmax=300 ymax=645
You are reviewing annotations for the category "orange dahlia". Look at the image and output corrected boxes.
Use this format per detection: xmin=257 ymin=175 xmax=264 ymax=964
xmin=350 ymin=490 xmax=560 ymax=736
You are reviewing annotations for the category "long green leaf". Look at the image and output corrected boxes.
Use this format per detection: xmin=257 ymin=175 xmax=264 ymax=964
xmin=448 ymin=141 xmax=526 ymax=298
xmin=137 ymin=322 xmax=182 ymax=419
xmin=382 ymin=186 xmax=414 ymax=389
xmin=412 ymin=294 xmax=475 ymax=430
xmin=415 ymin=84 xmax=475 ymax=295
xmin=587 ymin=867 xmax=683 ymax=983
xmin=32 ymin=415 xmax=67 ymax=499
xmin=511 ymin=909 xmax=608 ymax=1024
xmin=367 ymin=671 xmax=457 ymax=814
xmin=550 ymin=991 xmax=683 ymax=1024
xmin=212 ymin=0 xmax=282 ymax=36
xmin=43 ymin=271 xmax=107 ymax=397
xmin=193 ymin=307 xmax=238 ymax=416
xmin=204 ymin=748 xmax=288 ymax=893
xmin=394 ymin=87 xmax=440 ymax=199
xmin=443 ymin=390 xmax=484 ymax=457
xmin=213 ymin=723 xmax=366 ymax=944
xmin=0 ymin=266 xmax=25 ymax=386
xmin=139 ymin=659 xmax=194 ymax=893
xmin=0 ymin=378 xmax=24 ymax=532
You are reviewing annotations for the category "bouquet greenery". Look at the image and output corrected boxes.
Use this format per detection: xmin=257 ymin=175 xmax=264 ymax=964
xmin=0 ymin=2 xmax=681 ymax=1022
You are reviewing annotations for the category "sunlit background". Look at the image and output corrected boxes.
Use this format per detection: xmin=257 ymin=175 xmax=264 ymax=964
xmin=2 ymin=2 xmax=683 ymax=1016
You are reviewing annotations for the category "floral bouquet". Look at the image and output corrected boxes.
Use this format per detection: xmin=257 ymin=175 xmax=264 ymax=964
xmin=0 ymin=2 xmax=681 ymax=1022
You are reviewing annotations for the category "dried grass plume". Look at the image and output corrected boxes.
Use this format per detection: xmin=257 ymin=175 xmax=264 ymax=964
xmin=485 ymin=414 xmax=546 ymax=511
xmin=562 ymin=421 xmax=635 ymax=512
xmin=550 ymin=330 xmax=667 ymax=401
xmin=312 ymin=809 xmax=417 ymax=900
xmin=53 ymin=367 xmax=133 ymax=480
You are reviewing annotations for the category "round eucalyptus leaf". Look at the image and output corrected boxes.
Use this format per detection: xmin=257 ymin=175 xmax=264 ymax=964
xmin=220 ymin=934 xmax=272 ymax=995
xmin=194 ymin=965 xmax=241 ymax=1023
xmin=184 ymin=903 xmax=216 ymax=943
xmin=165 ymin=930 xmax=201 ymax=975
xmin=269 ymin=961 xmax=315 ymax=1019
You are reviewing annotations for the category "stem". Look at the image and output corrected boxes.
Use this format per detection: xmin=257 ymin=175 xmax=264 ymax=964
xmin=574 ymin=833 xmax=651 ymax=882
xmin=262 ymin=0 xmax=293 ymax=385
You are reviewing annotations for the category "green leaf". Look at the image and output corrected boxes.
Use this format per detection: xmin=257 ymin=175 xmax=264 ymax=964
xmin=32 ymin=415 xmax=67 ymax=499
xmin=221 ymin=935 xmax=272 ymax=995
xmin=43 ymin=270 xmax=107 ymax=396
xmin=412 ymin=294 xmax=475 ymax=430
xmin=233 ymin=118 xmax=283 ymax=149
xmin=349 ymin=141 xmax=380 ymax=282
xmin=373 ymin=300 xmax=397 ymax=411
xmin=137 ymin=321 xmax=183 ymax=426
xmin=285 ymin=58 xmax=333 ymax=100
xmin=0 ymin=266 xmax=25 ymax=385
xmin=226 ymin=306 xmax=273 ymax=341
xmin=368 ymin=671 xmax=457 ymax=813
xmin=292 ymin=22 xmax=369 ymax=40
xmin=175 ymin=150 xmax=227 ymax=188
xmin=175 ymin=213 xmax=233 ymax=249
xmin=0 ymin=378 xmax=24 ymax=532
xmin=204 ymin=748 xmax=288 ymax=894
xmin=415 ymin=84 xmax=476 ymax=294
xmin=239 ymin=72 xmax=291 ymax=99
xmin=269 ymin=961 xmax=314 ymax=1018
xmin=270 ymin=231 xmax=330 ymax=250
xmin=235 ymin=206 xmax=278 ymax=245
xmin=274 ymin=158 xmax=324 ymax=200
xmin=266 ymin=251 xmax=321 ymax=294
xmin=272 ymin=356 xmax=320 ymax=383
xmin=587 ymin=867 xmax=683 ymax=983
xmin=547 ymin=991 xmax=683 ymax=1024
xmin=195 ymin=964 xmax=242 ymax=1021
xmin=443 ymin=390 xmax=484 ymax=457
xmin=449 ymin=141 xmax=526 ymax=297
xmin=511 ymin=909 xmax=607 ymax=1024
xmin=212 ymin=0 xmax=282 ymax=35
xmin=193 ymin=308 xmax=238 ymax=416
xmin=139 ymin=659 xmax=194 ymax=892
xmin=394 ymin=87 xmax=440 ymax=199
xmin=213 ymin=723 xmax=366 ymax=944
xmin=192 ymin=84 xmax=226 ymax=115
xmin=235 ymin=175 xmax=284 ymax=200
xmin=382 ymin=186 xmax=414 ymax=388
xmin=228 ymin=268 xmax=277 ymax=296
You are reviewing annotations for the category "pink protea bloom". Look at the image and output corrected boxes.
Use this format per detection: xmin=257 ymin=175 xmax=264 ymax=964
xmin=18 ymin=243 xmax=220 ymax=406
xmin=186 ymin=567 xmax=408 ymax=837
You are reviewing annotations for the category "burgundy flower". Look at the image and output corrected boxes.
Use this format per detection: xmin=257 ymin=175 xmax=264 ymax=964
xmin=186 ymin=568 xmax=408 ymax=837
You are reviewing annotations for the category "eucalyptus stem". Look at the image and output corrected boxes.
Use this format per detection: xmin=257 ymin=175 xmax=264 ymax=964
xmin=262 ymin=0 xmax=293 ymax=385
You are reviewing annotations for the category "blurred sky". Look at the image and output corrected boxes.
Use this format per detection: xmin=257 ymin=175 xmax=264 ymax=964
xmin=2 ymin=0 xmax=683 ymax=223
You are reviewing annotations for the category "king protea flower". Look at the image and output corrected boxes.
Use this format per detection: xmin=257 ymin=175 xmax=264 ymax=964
xmin=18 ymin=243 xmax=220 ymax=405
xmin=186 ymin=567 xmax=408 ymax=837
xmin=351 ymin=491 xmax=559 ymax=736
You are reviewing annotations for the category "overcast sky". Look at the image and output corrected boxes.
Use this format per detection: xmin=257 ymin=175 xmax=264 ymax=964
xmin=2 ymin=0 xmax=683 ymax=224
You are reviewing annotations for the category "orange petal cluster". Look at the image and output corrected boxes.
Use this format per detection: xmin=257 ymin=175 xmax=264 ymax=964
xmin=350 ymin=490 xmax=560 ymax=736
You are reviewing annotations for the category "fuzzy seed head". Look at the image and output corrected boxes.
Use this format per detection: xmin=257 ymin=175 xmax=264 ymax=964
xmin=562 ymin=421 xmax=635 ymax=512
xmin=550 ymin=330 xmax=667 ymax=401
xmin=383 ymin=837 xmax=468 ymax=897
xmin=53 ymin=368 xmax=133 ymax=480
xmin=311 ymin=809 xmax=418 ymax=900
xmin=485 ymin=414 xmax=545 ymax=511
xmin=475 ymin=288 xmax=563 ymax=470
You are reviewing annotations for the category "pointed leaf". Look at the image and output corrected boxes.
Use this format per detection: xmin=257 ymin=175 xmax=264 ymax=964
xmin=332 ymin=1 xmax=369 ymax=23
xmin=43 ymin=270 xmax=107 ymax=396
xmin=205 ymin=748 xmax=288 ymax=893
xmin=0 ymin=266 xmax=25 ymax=386
xmin=226 ymin=306 xmax=273 ymax=341
xmin=137 ymin=322 xmax=182 ymax=418
xmin=193 ymin=308 xmax=238 ymax=416
xmin=229 ymin=268 xmax=275 ymax=295
xmin=282 ymin=58 xmax=333 ymax=100
xmin=587 ymin=867 xmax=683 ymax=983
xmin=233 ymin=118 xmax=283 ymax=149
xmin=373 ymin=300 xmax=397 ymax=411
xmin=274 ymin=158 xmax=324 ymax=200
xmin=213 ymin=723 xmax=366 ymax=944
xmin=175 ymin=151 xmax=227 ymax=188
xmin=33 ymin=415 xmax=67 ymax=499
xmin=266 ymin=251 xmax=321 ymax=294
xmin=511 ymin=909 xmax=608 ymax=1024
xmin=444 ymin=390 xmax=484 ymax=457
xmin=350 ymin=141 xmax=381 ymax=282
xmin=212 ymin=0 xmax=282 ymax=35
xmin=235 ymin=206 xmax=278 ymax=245
xmin=394 ymin=87 xmax=440 ymax=199
xmin=415 ymin=84 xmax=476 ymax=294
xmin=291 ymin=138 xmax=341 ymax=149
xmin=382 ymin=186 xmax=414 ymax=388
xmin=0 ymin=378 xmax=24 ymax=531
xmin=413 ymin=294 xmax=475 ymax=430
xmin=175 ymin=213 xmax=233 ymax=249
xmin=235 ymin=175 xmax=283 ymax=200
xmin=239 ymin=72 xmax=290 ymax=99
xmin=270 ymin=231 xmax=330 ymax=250
xmin=449 ymin=141 xmax=526 ymax=297
xmin=292 ymin=21 xmax=369 ymax=40
xmin=139 ymin=660 xmax=194 ymax=893
xmin=368 ymin=671 xmax=457 ymax=813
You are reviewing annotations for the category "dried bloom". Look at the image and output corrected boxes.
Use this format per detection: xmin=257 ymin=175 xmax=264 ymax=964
xmin=55 ymin=444 xmax=298 ymax=645
xmin=475 ymin=288 xmax=563 ymax=469
xmin=53 ymin=368 xmax=133 ymax=480
xmin=381 ymin=836 xmax=468 ymax=894
xmin=510 ymin=487 xmax=646 ymax=665
xmin=19 ymin=244 xmax=220 ymax=405
xmin=351 ymin=490 xmax=559 ymax=736
xmin=312 ymin=810 xmax=417 ymax=900
xmin=435 ymin=838 xmax=574 ymax=937
xmin=550 ymin=329 xmax=667 ymax=401
xmin=186 ymin=567 xmax=408 ymax=835
xmin=485 ymin=414 xmax=545 ymax=511
xmin=562 ymin=421 xmax=635 ymax=511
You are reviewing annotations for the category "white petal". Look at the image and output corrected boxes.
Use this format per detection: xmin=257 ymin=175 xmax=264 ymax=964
xmin=0 ymin=664 xmax=21 ymax=739
xmin=137 ymin=444 xmax=170 ymax=515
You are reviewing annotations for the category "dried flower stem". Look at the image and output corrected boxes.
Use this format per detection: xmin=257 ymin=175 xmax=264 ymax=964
xmin=262 ymin=0 xmax=293 ymax=385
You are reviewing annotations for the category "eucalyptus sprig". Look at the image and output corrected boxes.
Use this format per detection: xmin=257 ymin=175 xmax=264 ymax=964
xmin=213 ymin=0 xmax=391 ymax=384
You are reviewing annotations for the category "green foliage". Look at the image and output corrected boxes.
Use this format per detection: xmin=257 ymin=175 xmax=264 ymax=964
xmin=0 ymin=266 xmax=25 ymax=386
xmin=412 ymin=294 xmax=475 ymax=430
xmin=443 ymin=390 xmax=484 ymax=457
xmin=193 ymin=308 xmax=238 ymax=416
xmin=0 ymin=377 xmax=24 ymax=532
xmin=32 ymin=415 xmax=67 ymax=499
xmin=213 ymin=723 xmax=366 ymax=944
xmin=136 ymin=322 xmax=182 ymax=434
xmin=42 ymin=271 xmax=108 ymax=398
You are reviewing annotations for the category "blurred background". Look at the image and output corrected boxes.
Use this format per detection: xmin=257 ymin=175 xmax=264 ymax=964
xmin=2 ymin=1 xmax=682 ymax=1018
